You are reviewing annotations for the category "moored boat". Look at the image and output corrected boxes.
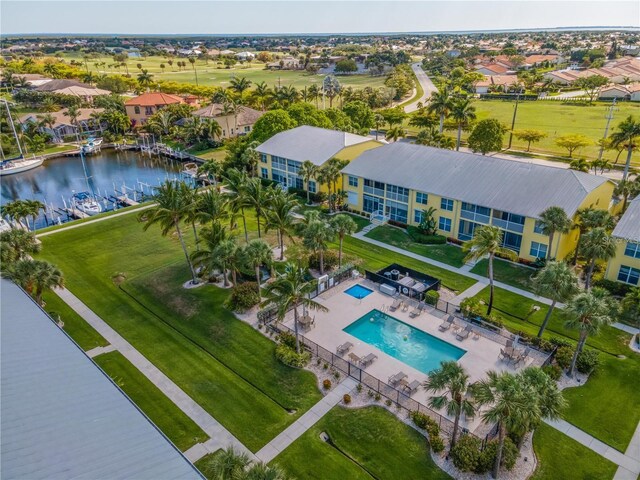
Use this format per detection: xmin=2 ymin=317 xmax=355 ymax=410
xmin=71 ymin=192 xmax=102 ymax=216
xmin=0 ymin=157 xmax=45 ymax=176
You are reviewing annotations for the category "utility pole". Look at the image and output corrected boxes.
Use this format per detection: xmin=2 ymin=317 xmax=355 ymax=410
xmin=598 ymin=98 xmax=616 ymax=161
xmin=507 ymin=87 xmax=523 ymax=150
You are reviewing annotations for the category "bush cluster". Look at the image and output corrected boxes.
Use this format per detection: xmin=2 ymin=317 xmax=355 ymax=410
xmin=576 ymin=349 xmax=600 ymax=374
xmin=277 ymin=331 xmax=297 ymax=349
xmin=424 ymin=289 xmax=440 ymax=306
xmin=410 ymin=411 xmax=443 ymax=453
xmin=554 ymin=346 xmax=574 ymax=370
xmin=542 ymin=364 xmax=562 ymax=381
xmin=308 ymin=250 xmax=339 ymax=271
xmin=224 ymin=282 xmax=260 ymax=312
xmin=275 ymin=344 xmax=310 ymax=368
xmin=323 ymin=379 xmax=332 ymax=390
xmin=407 ymin=226 xmax=447 ymax=245
xmin=450 ymin=435 xmax=518 ymax=474
xmin=287 ymin=187 xmax=326 ymax=204
xmin=343 ymin=394 xmax=351 ymax=404
xmin=593 ymin=278 xmax=632 ymax=297
xmin=459 ymin=297 xmax=504 ymax=329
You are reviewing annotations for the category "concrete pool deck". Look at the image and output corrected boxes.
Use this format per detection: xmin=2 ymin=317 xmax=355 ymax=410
xmin=282 ymin=277 xmax=547 ymax=436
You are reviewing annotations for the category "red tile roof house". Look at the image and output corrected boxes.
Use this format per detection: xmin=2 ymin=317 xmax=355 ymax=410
xmin=124 ymin=92 xmax=184 ymax=127
xmin=192 ymin=103 xmax=264 ymax=139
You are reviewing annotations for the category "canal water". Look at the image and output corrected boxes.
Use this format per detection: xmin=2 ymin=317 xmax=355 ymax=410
xmin=1 ymin=149 xmax=185 ymax=229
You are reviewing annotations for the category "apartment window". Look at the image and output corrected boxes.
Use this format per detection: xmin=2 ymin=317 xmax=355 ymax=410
xmin=363 ymin=179 xmax=385 ymax=197
xmin=458 ymin=219 xmax=479 ymax=241
xmin=502 ymin=231 xmax=523 ymax=252
xmin=439 ymin=217 xmax=452 ymax=232
xmin=385 ymin=184 xmax=409 ymax=203
xmin=414 ymin=209 xmax=424 ymax=224
xmin=492 ymin=210 xmax=525 ymax=233
xmin=260 ymin=167 xmax=269 ymax=179
xmin=272 ymin=156 xmax=286 ymax=169
xmin=348 ymin=176 xmax=359 ymax=188
xmin=441 ymin=197 xmax=454 ymax=211
xmin=534 ymin=220 xmax=545 ymax=234
xmin=416 ymin=192 xmax=428 ymax=205
xmin=260 ymin=153 xmax=267 ymax=163
xmin=529 ymin=241 xmax=548 ymax=259
xmin=134 ymin=106 xmax=140 ymax=114
xmin=244 ymin=125 xmax=251 ymax=132
xmin=385 ymin=200 xmax=408 ymax=224
xmin=618 ymin=265 xmax=640 ymax=285
xmin=287 ymin=159 xmax=300 ymax=173
xmin=461 ymin=202 xmax=491 ymax=224
xmin=144 ymin=106 xmax=154 ymax=116
xmin=272 ymin=169 xmax=286 ymax=186
xmin=308 ymin=181 xmax=317 ymax=193
xmin=624 ymin=241 xmax=640 ymax=259
xmin=363 ymin=194 xmax=384 ymax=214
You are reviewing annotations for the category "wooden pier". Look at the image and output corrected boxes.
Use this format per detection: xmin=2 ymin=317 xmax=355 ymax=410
xmin=116 ymin=195 xmax=139 ymax=207
xmin=59 ymin=207 xmax=90 ymax=219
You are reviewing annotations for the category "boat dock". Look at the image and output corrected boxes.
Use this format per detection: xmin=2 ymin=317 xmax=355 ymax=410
xmin=58 ymin=207 xmax=90 ymax=219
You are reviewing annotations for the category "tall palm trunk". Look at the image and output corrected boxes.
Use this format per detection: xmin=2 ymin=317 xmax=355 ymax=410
xmin=452 ymin=395 xmax=462 ymax=447
xmin=487 ymin=253 xmax=495 ymax=315
xmin=319 ymin=250 xmax=325 ymax=275
xmin=622 ymin=144 xmax=633 ymax=181
xmin=222 ymin=262 xmax=230 ymax=287
xmin=240 ymin=208 xmax=249 ymax=243
xmin=585 ymin=258 xmax=596 ymax=289
xmin=293 ymin=304 xmax=301 ymax=354
xmin=547 ymin=232 xmax=555 ymax=259
xmin=572 ymin=230 xmax=585 ymax=265
xmin=191 ymin=221 xmax=199 ymax=251
xmin=35 ymin=288 xmax=44 ymax=306
xmin=569 ymin=330 xmax=588 ymax=377
xmin=255 ymin=265 xmax=262 ymax=298
xmin=492 ymin=422 xmax=506 ymax=479
xmin=306 ymin=180 xmax=311 ymax=204
xmin=456 ymin=124 xmax=462 ymax=151
xmin=279 ymin=230 xmax=285 ymax=260
xmin=175 ymin=222 xmax=197 ymax=283
xmin=538 ymin=300 xmax=557 ymax=337
xmin=255 ymin=208 xmax=262 ymax=238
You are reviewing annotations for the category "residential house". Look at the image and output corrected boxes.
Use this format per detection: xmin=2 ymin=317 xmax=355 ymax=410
xmin=256 ymin=125 xmax=383 ymax=194
xmin=192 ymin=103 xmax=264 ymax=138
xmin=523 ymin=54 xmax=560 ymax=69
xmin=474 ymin=75 xmax=520 ymax=94
xmin=235 ymin=51 xmax=256 ymax=61
xmin=598 ymin=84 xmax=640 ymax=101
xmin=124 ymin=92 xmax=184 ymax=127
xmin=35 ymin=79 xmax=110 ymax=103
xmin=342 ymin=143 xmax=614 ymax=262
xmin=474 ymin=63 xmax=510 ymax=76
xmin=19 ymin=108 xmax=104 ymax=141
xmin=605 ymin=197 xmax=640 ymax=287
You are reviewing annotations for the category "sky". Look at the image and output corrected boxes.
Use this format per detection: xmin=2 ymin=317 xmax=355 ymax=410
xmin=1 ymin=1 xmax=639 ymax=35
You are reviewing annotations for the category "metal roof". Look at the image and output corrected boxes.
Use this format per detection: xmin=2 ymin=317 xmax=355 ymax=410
xmin=342 ymin=142 xmax=610 ymax=219
xmin=0 ymin=280 xmax=204 ymax=480
xmin=612 ymin=197 xmax=640 ymax=242
xmin=256 ymin=125 xmax=375 ymax=166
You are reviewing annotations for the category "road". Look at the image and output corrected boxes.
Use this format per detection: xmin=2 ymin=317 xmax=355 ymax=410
xmin=404 ymin=62 xmax=438 ymax=113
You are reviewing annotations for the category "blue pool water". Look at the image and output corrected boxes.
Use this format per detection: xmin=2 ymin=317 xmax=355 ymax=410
xmin=343 ymin=309 xmax=466 ymax=374
xmin=344 ymin=284 xmax=374 ymax=299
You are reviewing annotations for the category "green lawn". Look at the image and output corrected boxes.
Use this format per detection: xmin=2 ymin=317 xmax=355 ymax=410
xmin=38 ymin=212 xmax=320 ymax=452
xmin=273 ymin=406 xmax=451 ymax=480
xmin=471 ymin=258 xmax=537 ymax=292
xmin=42 ymin=290 xmax=108 ymax=350
xmin=340 ymin=235 xmax=476 ymax=293
xmin=94 ymin=351 xmax=208 ymax=451
xmin=194 ymin=450 xmax=223 ymax=479
xmin=531 ymin=424 xmax=617 ymax=480
xmin=365 ymin=225 xmax=467 ymax=267
xmin=188 ymin=146 xmax=227 ymax=161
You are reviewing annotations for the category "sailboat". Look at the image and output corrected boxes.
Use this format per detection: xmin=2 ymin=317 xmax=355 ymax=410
xmin=81 ymin=137 xmax=103 ymax=154
xmin=0 ymin=99 xmax=44 ymax=176
xmin=71 ymin=130 xmax=102 ymax=216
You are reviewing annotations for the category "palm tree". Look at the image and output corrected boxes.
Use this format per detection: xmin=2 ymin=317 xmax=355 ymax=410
xmin=423 ymin=361 xmax=475 ymax=447
xmin=532 ymin=261 xmax=579 ymax=337
xmin=450 ymin=96 xmax=477 ymax=151
xmin=0 ymin=229 xmax=41 ymax=265
xmin=472 ymin=371 xmax=535 ymax=479
xmin=264 ymin=189 xmax=299 ymax=261
xmin=138 ymin=180 xmax=198 ymax=284
xmin=64 ymin=105 xmax=81 ymax=130
xmin=385 ymin=125 xmax=406 ymax=142
xmin=243 ymin=462 xmax=291 ymax=480
xmin=190 ymin=222 xmax=230 ymax=282
xmin=308 ymin=84 xmax=320 ymax=109
xmin=215 ymin=239 xmax=241 ymax=286
xmin=330 ymin=214 xmax=357 ymax=268
xmin=374 ymin=113 xmax=385 ymax=140
xmin=230 ymin=76 xmax=252 ymax=97
xmin=37 ymin=113 xmax=56 ymax=132
xmin=620 ymin=287 xmax=640 ymax=328
xmin=572 ymin=208 xmax=615 ymax=265
xmin=32 ymin=260 xmax=64 ymax=305
xmin=146 ymin=109 xmax=176 ymax=137
xmin=580 ymin=227 xmax=617 ymax=289
xmin=302 ymin=220 xmax=335 ymax=275
xmin=195 ymin=189 xmax=228 ymax=225
xmin=463 ymin=226 xmax=516 ymax=315
xmin=242 ymin=239 xmax=273 ymax=298
xmin=244 ymin=178 xmax=270 ymax=238
xmin=614 ymin=179 xmax=640 ymax=213
xmin=564 ymin=288 xmax=615 ymax=376
xmin=188 ymin=57 xmax=198 ymax=85
xmin=197 ymin=160 xmax=222 ymax=186
xmin=428 ymin=87 xmax=452 ymax=133
xmin=261 ymin=263 xmax=328 ymax=353
xmin=298 ymin=160 xmax=318 ymax=205
xmin=609 ymin=115 xmax=640 ymax=181
xmin=137 ymin=69 xmax=154 ymax=91
xmin=204 ymin=447 xmax=250 ymax=479
xmin=224 ymin=169 xmax=251 ymax=243
xmin=23 ymin=199 xmax=44 ymax=230
xmin=537 ymin=206 xmax=572 ymax=260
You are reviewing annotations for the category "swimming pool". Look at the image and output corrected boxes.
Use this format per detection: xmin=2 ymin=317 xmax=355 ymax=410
xmin=344 ymin=284 xmax=374 ymax=299
xmin=343 ymin=309 xmax=466 ymax=374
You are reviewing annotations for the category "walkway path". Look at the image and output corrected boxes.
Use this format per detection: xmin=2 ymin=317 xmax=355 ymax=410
xmin=86 ymin=344 xmax=117 ymax=358
xmin=54 ymin=286 xmax=252 ymax=460
xmin=614 ymin=421 xmax=640 ymax=479
xmin=544 ymin=418 xmax=640 ymax=477
xmin=404 ymin=63 xmax=438 ymax=113
xmin=450 ymin=282 xmax=487 ymax=306
xmin=255 ymin=377 xmax=357 ymax=463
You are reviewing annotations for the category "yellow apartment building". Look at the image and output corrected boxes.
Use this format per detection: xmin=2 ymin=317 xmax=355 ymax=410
xmin=606 ymin=197 xmax=640 ymax=286
xmin=342 ymin=143 xmax=615 ymax=262
xmin=255 ymin=126 xmax=383 ymax=194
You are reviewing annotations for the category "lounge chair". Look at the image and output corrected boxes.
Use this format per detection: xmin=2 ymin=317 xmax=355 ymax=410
xmin=438 ymin=315 xmax=455 ymax=332
xmin=336 ymin=342 xmax=353 ymax=355
xmin=514 ymin=347 xmax=530 ymax=366
xmin=388 ymin=371 xmax=408 ymax=385
xmin=404 ymin=380 xmax=421 ymax=395
xmin=498 ymin=348 xmax=508 ymax=361
xmin=389 ymin=298 xmax=402 ymax=311
xmin=456 ymin=325 xmax=472 ymax=341
xmin=348 ymin=352 xmax=361 ymax=365
xmin=409 ymin=303 xmax=424 ymax=318
xmin=506 ymin=339 xmax=514 ymax=348
xmin=361 ymin=353 xmax=377 ymax=367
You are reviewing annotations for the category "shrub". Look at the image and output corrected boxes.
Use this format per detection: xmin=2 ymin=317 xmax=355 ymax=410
xmin=542 ymin=364 xmax=562 ymax=381
xmin=424 ymin=289 xmax=440 ymax=306
xmin=411 ymin=411 xmax=430 ymax=429
xmin=323 ymin=379 xmax=332 ymax=390
xmin=407 ymin=226 xmax=447 ymax=244
xmin=450 ymin=435 xmax=482 ymax=472
xmin=277 ymin=331 xmax=297 ymax=349
xmin=430 ymin=436 xmax=445 ymax=454
xmin=333 ymin=371 xmax=341 ymax=380
xmin=287 ymin=187 xmax=325 ymax=204
xmin=275 ymin=344 xmax=310 ymax=368
xmin=375 ymin=393 xmax=381 ymax=401
xmin=343 ymin=394 xmax=351 ymax=404
xmin=385 ymin=399 xmax=392 ymax=407
xmin=323 ymin=362 xmax=329 ymax=370
xmin=309 ymin=250 xmax=339 ymax=271
xmin=476 ymin=438 xmax=519 ymax=473
xmin=576 ymin=349 xmax=601 ymax=374
xmin=593 ymin=278 xmax=632 ymax=297
xmin=555 ymin=346 xmax=574 ymax=370
xmin=356 ymin=383 xmax=363 ymax=393
xmin=224 ymin=282 xmax=260 ymax=312
xmin=550 ymin=337 xmax=573 ymax=349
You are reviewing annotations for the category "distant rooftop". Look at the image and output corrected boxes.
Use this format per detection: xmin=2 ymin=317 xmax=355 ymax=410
xmin=0 ymin=280 xmax=203 ymax=480
xmin=612 ymin=197 xmax=640 ymax=242
xmin=342 ymin=142 xmax=610 ymax=219
xmin=125 ymin=92 xmax=184 ymax=106
xmin=256 ymin=125 xmax=376 ymax=166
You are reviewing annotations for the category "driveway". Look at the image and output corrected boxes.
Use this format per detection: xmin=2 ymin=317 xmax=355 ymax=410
xmin=404 ymin=62 xmax=438 ymax=113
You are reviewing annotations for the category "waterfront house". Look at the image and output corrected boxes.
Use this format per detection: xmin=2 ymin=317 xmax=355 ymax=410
xmin=19 ymin=108 xmax=104 ymax=142
xmin=256 ymin=125 xmax=383 ymax=194
xmin=124 ymin=92 xmax=184 ymax=127
xmin=605 ymin=197 xmax=640 ymax=287
xmin=192 ymin=103 xmax=264 ymax=139
xmin=35 ymin=79 xmax=110 ymax=103
xmin=342 ymin=142 xmax=614 ymax=262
